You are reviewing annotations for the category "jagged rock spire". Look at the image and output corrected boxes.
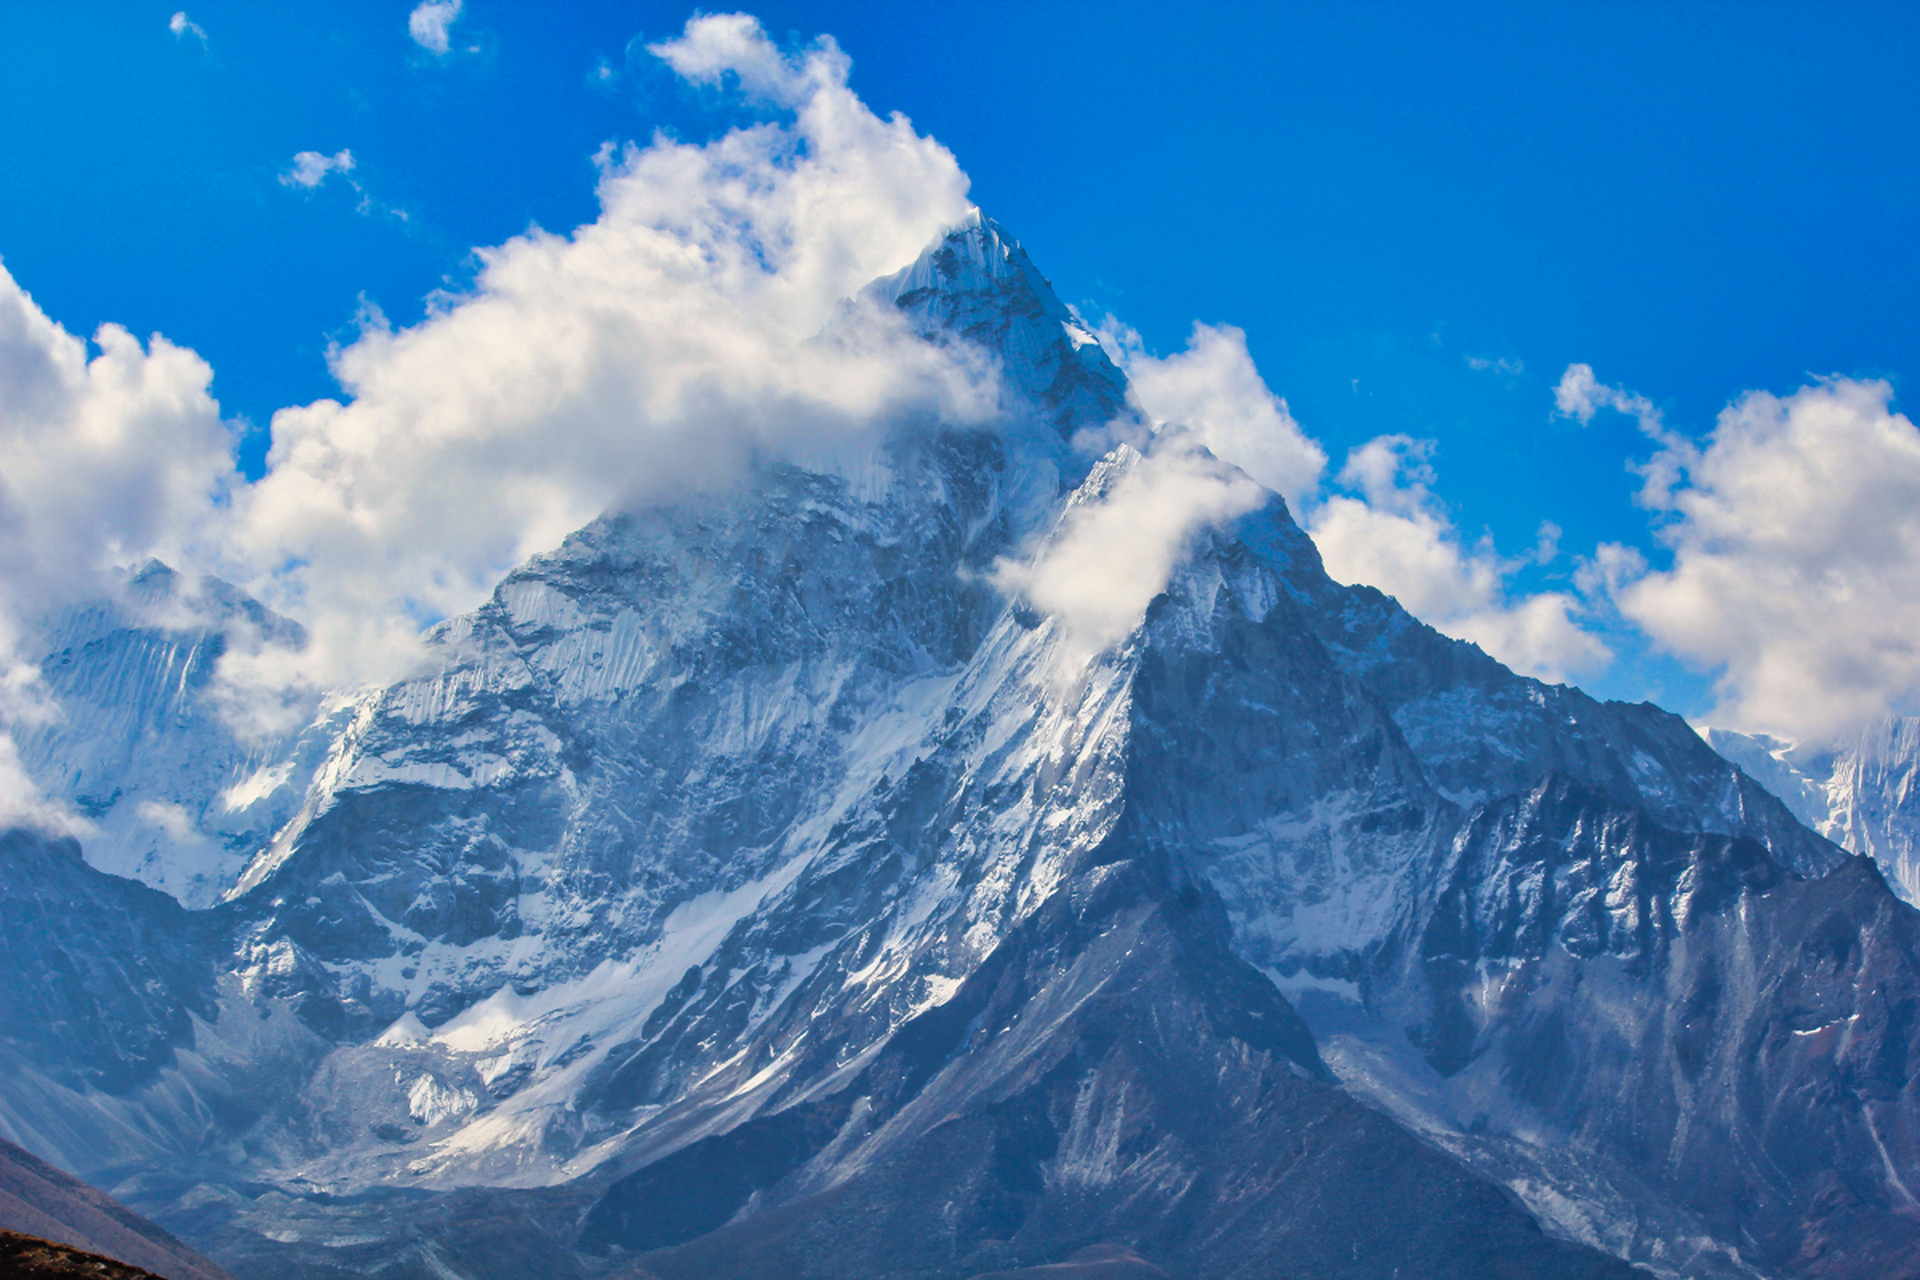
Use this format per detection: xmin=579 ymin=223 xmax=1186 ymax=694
xmin=870 ymin=210 xmax=1129 ymax=435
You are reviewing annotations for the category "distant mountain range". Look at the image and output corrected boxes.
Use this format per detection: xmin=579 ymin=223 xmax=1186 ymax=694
xmin=1 ymin=215 xmax=1915 ymax=1280
xmin=1709 ymin=718 xmax=1920 ymax=905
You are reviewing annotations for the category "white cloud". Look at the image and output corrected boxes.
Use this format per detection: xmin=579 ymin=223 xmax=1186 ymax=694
xmin=0 ymin=264 xmax=234 ymax=602
xmin=1092 ymin=327 xmax=1609 ymax=683
xmin=1105 ymin=321 xmax=1325 ymax=508
xmin=1553 ymin=361 xmax=1706 ymax=509
xmin=1306 ymin=435 xmax=1611 ymax=684
xmin=0 ymin=261 xmax=236 ymax=829
xmin=1609 ymin=377 xmax=1920 ymax=742
xmin=0 ymin=12 xmax=985 ymax=814
xmin=1001 ymin=320 xmax=1324 ymax=667
xmin=0 ymin=734 xmax=87 ymax=837
xmin=0 ymin=658 xmax=83 ymax=836
xmin=281 ymin=149 xmax=355 ymax=190
xmin=408 ymin=0 xmax=463 ymax=56
xmin=221 ymin=14 xmax=980 ymax=699
xmin=169 ymin=11 xmax=208 ymax=46
xmin=993 ymin=432 xmax=1265 ymax=664
xmin=647 ymin=11 xmax=823 ymax=106
xmin=1573 ymin=541 xmax=1647 ymax=601
xmin=20 ymin=10 xmax=1825 ymax=833
xmin=1554 ymin=361 xmax=1657 ymax=428
xmin=278 ymin=151 xmax=405 ymax=221
xmin=1466 ymin=354 xmax=1523 ymax=377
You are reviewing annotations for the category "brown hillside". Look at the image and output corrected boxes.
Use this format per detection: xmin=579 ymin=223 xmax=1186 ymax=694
xmin=0 ymin=1138 xmax=233 ymax=1280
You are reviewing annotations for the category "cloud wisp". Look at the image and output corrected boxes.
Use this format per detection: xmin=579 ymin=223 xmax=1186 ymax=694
xmin=169 ymin=12 xmax=208 ymax=47
xmin=1307 ymin=436 xmax=1610 ymax=683
xmin=408 ymin=0 xmax=464 ymax=56
xmin=1103 ymin=321 xmax=1325 ymax=509
xmin=993 ymin=432 xmax=1266 ymax=666
xmin=280 ymin=149 xmax=355 ymax=190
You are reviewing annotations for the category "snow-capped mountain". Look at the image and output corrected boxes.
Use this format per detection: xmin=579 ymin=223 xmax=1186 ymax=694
xmin=1708 ymin=719 xmax=1920 ymax=905
xmin=1 ymin=216 xmax=1915 ymax=1280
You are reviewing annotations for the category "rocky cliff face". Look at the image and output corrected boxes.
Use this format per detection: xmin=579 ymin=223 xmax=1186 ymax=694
xmin=1 ymin=216 xmax=1915 ymax=1280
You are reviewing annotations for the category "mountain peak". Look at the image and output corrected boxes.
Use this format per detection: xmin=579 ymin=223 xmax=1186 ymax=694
xmin=870 ymin=210 xmax=1128 ymax=434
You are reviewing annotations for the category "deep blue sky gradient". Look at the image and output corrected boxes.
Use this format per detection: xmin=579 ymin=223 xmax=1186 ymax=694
xmin=2 ymin=2 xmax=1915 ymax=710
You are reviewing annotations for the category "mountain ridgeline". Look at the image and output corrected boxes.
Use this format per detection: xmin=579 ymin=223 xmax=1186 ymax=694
xmin=1 ymin=215 xmax=1915 ymax=1280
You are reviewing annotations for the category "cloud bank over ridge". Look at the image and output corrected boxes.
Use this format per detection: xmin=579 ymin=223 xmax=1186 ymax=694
xmin=1113 ymin=325 xmax=1611 ymax=686
xmin=0 ymin=10 xmax=1911 ymax=832
xmin=0 ymin=14 xmax=988 ymax=825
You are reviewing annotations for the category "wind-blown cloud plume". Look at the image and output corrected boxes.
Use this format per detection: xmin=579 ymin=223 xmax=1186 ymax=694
xmin=0 ymin=14 xmax=985 ymax=821
xmin=994 ymin=432 xmax=1265 ymax=664
xmin=169 ymin=12 xmax=208 ymax=47
xmin=1107 ymin=321 xmax=1325 ymax=508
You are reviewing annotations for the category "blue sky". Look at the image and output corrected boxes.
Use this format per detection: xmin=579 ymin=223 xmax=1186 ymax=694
xmin=1 ymin=2 xmax=1917 ymax=737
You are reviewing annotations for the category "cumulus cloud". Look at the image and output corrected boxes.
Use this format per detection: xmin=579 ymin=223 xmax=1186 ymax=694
xmin=0 ymin=13 xmax=989 ymax=824
xmin=0 ymin=261 xmax=236 ymax=829
xmin=408 ymin=0 xmax=463 ymax=56
xmin=1607 ymin=377 xmax=1920 ymax=742
xmin=649 ymin=12 xmax=823 ymax=106
xmin=1092 ymin=324 xmax=1609 ymax=683
xmin=169 ymin=11 xmax=208 ymax=46
xmin=1106 ymin=321 xmax=1325 ymax=508
xmin=226 ymin=15 xmax=980 ymax=698
xmin=993 ymin=432 xmax=1265 ymax=663
xmin=280 ymin=149 xmax=355 ymax=190
xmin=0 ymin=264 xmax=234 ymax=603
xmin=1306 ymin=435 xmax=1611 ymax=684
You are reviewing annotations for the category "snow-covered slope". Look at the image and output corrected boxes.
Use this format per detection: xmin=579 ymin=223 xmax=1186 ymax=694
xmin=12 ymin=562 xmax=326 ymax=908
xmin=1 ymin=215 xmax=1914 ymax=1280
xmin=1707 ymin=719 xmax=1920 ymax=904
